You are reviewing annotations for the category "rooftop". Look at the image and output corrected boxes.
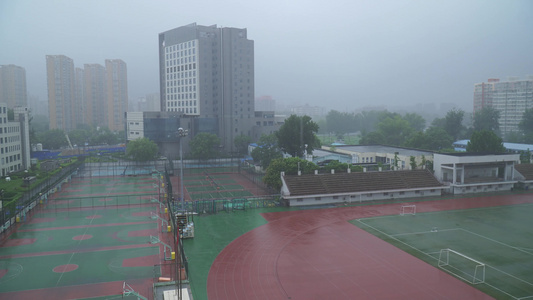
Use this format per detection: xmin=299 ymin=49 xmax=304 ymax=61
xmin=333 ymin=145 xmax=434 ymax=156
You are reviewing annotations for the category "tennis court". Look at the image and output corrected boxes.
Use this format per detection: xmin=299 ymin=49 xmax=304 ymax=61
xmin=0 ymin=174 xmax=171 ymax=300
xmin=178 ymin=172 xmax=257 ymax=200
xmin=354 ymin=203 xmax=533 ymax=299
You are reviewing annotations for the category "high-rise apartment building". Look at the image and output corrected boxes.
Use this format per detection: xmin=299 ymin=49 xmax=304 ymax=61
xmin=105 ymin=59 xmax=128 ymax=131
xmin=84 ymin=63 xmax=106 ymax=127
xmin=75 ymin=67 xmax=85 ymax=125
xmin=46 ymin=55 xmax=76 ymax=131
xmin=47 ymin=56 xmax=128 ymax=132
xmin=474 ymin=77 xmax=533 ymax=136
xmin=158 ymin=23 xmax=255 ymax=152
xmin=0 ymin=64 xmax=28 ymax=109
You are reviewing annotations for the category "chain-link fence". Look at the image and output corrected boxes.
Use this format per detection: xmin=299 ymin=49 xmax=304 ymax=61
xmin=0 ymin=160 xmax=83 ymax=241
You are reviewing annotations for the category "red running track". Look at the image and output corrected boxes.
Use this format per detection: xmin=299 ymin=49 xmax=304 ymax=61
xmin=207 ymin=194 xmax=533 ymax=300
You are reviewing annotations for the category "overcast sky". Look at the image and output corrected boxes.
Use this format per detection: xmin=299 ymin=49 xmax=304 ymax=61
xmin=1 ymin=0 xmax=532 ymax=113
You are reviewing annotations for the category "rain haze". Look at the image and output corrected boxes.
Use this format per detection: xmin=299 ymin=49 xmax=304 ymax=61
xmin=1 ymin=0 xmax=532 ymax=114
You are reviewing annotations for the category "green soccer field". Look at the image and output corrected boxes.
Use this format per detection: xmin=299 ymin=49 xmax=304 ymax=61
xmin=352 ymin=204 xmax=533 ymax=300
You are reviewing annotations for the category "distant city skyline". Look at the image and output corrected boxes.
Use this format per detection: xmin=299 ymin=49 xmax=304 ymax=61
xmin=46 ymin=55 xmax=128 ymax=131
xmin=1 ymin=0 xmax=532 ymax=115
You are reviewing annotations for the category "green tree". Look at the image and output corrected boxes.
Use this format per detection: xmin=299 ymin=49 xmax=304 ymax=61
xmin=404 ymin=127 xmax=453 ymax=151
xmin=90 ymin=127 xmax=118 ymax=145
xmin=36 ymin=129 xmax=68 ymax=149
xmin=263 ymin=157 xmax=318 ymax=190
xmin=403 ymin=113 xmax=426 ymax=132
xmin=473 ymin=106 xmax=500 ymax=134
xmin=324 ymin=160 xmax=350 ymax=173
xmin=276 ymin=115 xmax=320 ymax=158
xmin=251 ymin=134 xmax=282 ymax=169
xmin=189 ymin=133 xmax=220 ymax=160
xmin=520 ymin=149 xmax=531 ymax=164
xmin=444 ymin=108 xmax=466 ymax=140
xmin=68 ymin=129 xmax=92 ymax=146
xmin=466 ymin=130 xmax=505 ymax=153
xmin=126 ymin=137 xmax=158 ymax=161
xmin=377 ymin=115 xmax=414 ymax=146
xmin=419 ymin=155 xmax=427 ymax=169
xmin=410 ymin=156 xmax=417 ymax=170
xmin=359 ymin=131 xmax=385 ymax=145
xmin=325 ymin=110 xmax=355 ymax=135
xmin=234 ymin=134 xmax=252 ymax=156
xmin=355 ymin=110 xmax=384 ymax=133
xmin=519 ymin=108 xmax=533 ymax=143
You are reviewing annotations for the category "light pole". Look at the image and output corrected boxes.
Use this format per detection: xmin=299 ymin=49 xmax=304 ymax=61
xmin=178 ymin=128 xmax=188 ymax=212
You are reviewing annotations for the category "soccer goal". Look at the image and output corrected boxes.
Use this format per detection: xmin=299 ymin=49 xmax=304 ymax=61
xmin=400 ymin=205 xmax=416 ymax=216
xmin=438 ymin=248 xmax=485 ymax=284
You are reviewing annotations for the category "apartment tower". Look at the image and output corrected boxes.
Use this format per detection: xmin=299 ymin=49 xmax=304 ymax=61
xmin=46 ymin=55 xmax=76 ymax=131
xmin=105 ymin=59 xmax=128 ymax=131
xmin=0 ymin=65 xmax=28 ymax=109
xmin=474 ymin=77 xmax=533 ymax=136
xmin=83 ymin=64 xmax=107 ymax=128
xmin=158 ymin=23 xmax=255 ymax=152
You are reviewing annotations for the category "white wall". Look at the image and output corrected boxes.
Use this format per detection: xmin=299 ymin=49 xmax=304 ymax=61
xmin=288 ymin=189 xmax=442 ymax=206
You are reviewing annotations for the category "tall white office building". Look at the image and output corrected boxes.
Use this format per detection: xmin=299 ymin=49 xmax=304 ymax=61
xmin=159 ymin=23 xmax=255 ymax=153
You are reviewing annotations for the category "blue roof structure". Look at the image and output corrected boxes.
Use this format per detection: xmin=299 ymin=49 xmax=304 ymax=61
xmin=453 ymin=140 xmax=533 ymax=152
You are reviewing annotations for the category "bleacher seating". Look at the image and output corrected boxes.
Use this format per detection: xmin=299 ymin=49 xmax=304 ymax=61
xmin=515 ymin=164 xmax=533 ymax=181
xmin=284 ymin=169 xmax=443 ymax=196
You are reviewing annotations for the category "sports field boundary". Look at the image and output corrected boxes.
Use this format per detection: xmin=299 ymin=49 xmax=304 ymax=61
xmin=206 ymin=192 xmax=533 ymax=299
xmin=355 ymin=202 xmax=533 ymax=299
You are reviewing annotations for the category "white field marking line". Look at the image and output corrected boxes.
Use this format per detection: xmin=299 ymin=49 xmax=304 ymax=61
xmin=56 ymin=179 xmax=115 ymax=286
xmin=458 ymin=228 xmax=533 ymax=257
xmin=360 ymin=202 xmax=533 ymax=221
xmin=442 ymin=262 xmax=521 ymax=300
xmin=517 ymin=295 xmax=533 ymax=300
xmin=485 ymin=264 xmax=533 ymax=288
xmin=517 ymin=247 xmax=533 ymax=252
xmin=356 ymin=219 xmax=437 ymax=261
xmin=357 ymin=220 xmax=528 ymax=299
xmin=400 ymin=226 xmax=533 ymax=289
xmin=354 ymin=221 xmax=520 ymax=299
xmin=55 ymin=214 xmax=97 ymax=286
xmin=390 ymin=228 xmax=460 ymax=237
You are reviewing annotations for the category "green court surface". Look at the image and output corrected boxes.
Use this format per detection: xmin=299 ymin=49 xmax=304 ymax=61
xmin=62 ymin=177 xmax=155 ymax=197
xmin=0 ymin=247 xmax=158 ymax=292
xmin=0 ymin=175 xmax=165 ymax=299
xmin=182 ymin=207 xmax=296 ymax=300
xmin=353 ymin=204 xmax=533 ymax=300
xmin=45 ymin=194 xmax=156 ymax=209
xmin=186 ymin=184 xmax=242 ymax=192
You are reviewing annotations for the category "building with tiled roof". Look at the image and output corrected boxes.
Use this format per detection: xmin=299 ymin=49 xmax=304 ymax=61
xmin=281 ymin=169 xmax=445 ymax=206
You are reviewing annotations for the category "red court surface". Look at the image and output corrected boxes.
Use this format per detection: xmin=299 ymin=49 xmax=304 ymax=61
xmin=207 ymin=194 xmax=533 ymax=300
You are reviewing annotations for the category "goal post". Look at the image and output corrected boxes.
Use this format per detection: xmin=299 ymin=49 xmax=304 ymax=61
xmin=438 ymin=248 xmax=485 ymax=284
xmin=400 ymin=205 xmax=416 ymax=216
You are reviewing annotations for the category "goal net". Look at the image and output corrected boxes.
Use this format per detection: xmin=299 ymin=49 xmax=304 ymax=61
xmin=438 ymin=248 xmax=485 ymax=284
xmin=400 ymin=205 xmax=416 ymax=216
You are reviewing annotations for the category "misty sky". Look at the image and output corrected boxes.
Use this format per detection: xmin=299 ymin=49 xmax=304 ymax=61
xmin=1 ymin=0 xmax=532 ymax=114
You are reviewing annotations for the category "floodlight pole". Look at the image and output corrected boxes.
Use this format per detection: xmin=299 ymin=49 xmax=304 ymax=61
xmin=178 ymin=128 xmax=188 ymax=212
